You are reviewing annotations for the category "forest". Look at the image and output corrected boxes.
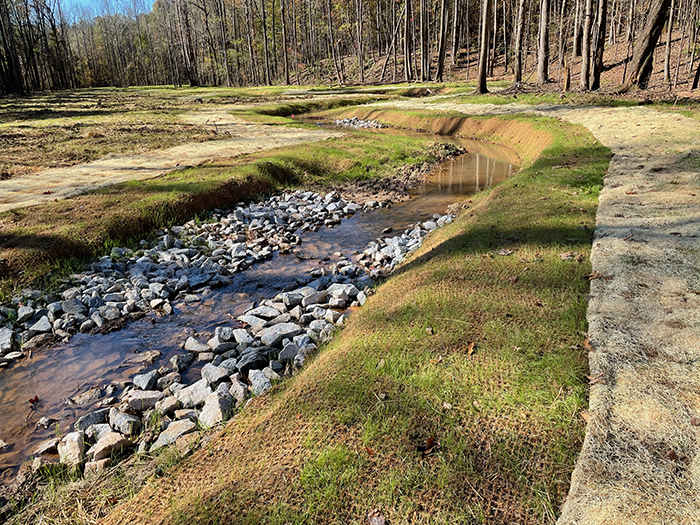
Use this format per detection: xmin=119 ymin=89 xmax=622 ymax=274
xmin=0 ymin=0 xmax=697 ymax=95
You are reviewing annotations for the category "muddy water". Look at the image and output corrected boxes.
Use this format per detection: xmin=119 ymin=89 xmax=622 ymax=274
xmin=0 ymin=138 xmax=513 ymax=483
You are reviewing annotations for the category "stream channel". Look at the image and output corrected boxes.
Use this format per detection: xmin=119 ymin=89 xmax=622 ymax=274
xmin=0 ymin=135 xmax=515 ymax=484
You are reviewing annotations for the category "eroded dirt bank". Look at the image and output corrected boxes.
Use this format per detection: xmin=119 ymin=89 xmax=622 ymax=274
xmin=371 ymin=98 xmax=700 ymax=524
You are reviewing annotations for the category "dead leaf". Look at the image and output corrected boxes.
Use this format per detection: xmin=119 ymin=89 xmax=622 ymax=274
xmin=497 ymin=249 xmax=513 ymax=256
xmin=587 ymin=374 xmax=606 ymax=385
xmin=376 ymin=359 xmax=385 ymax=369
xmin=581 ymin=410 xmax=590 ymax=423
xmin=560 ymin=251 xmax=578 ymax=261
xmin=667 ymin=449 xmax=679 ymax=462
xmin=508 ymin=275 xmax=519 ymax=283
xmin=538 ymin=196 xmax=549 ymax=200
xmin=367 ymin=510 xmax=386 ymax=525
xmin=429 ymin=356 xmax=443 ymax=364
xmin=584 ymin=339 xmax=594 ymax=352
xmin=442 ymin=401 xmax=453 ymax=410
xmin=417 ymin=435 xmax=442 ymax=455
xmin=426 ymin=327 xmax=434 ymax=335
xmin=623 ymin=233 xmax=634 ymax=241
xmin=467 ymin=342 xmax=476 ymax=355
xmin=365 ymin=446 xmax=376 ymax=456
xmin=691 ymin=417 xmax=700 ymax=427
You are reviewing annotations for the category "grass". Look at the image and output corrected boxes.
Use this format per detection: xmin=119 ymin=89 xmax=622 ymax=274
xmin=83 ymin=112 xmax=609 ymax=525
xmin=444 ymin=90 xmax=641 ymax=107
xmin=0 ymin=124 xmax=451 ymax=296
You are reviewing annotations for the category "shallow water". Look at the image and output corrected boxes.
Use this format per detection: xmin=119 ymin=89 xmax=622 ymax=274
xmin=0 ymin=137 xmax=513 ymax=483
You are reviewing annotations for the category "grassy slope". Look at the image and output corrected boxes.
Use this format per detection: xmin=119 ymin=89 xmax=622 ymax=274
xmin=99 ymin=114 xmax=610 ymax=525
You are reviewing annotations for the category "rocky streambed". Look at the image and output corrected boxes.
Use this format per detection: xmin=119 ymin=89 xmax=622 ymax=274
xmin=0 ymin=140 xmax=514 ymax=509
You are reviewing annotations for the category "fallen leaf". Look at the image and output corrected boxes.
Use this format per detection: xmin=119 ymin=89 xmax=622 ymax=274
xmin=426 ymin=327 xmax=434 ymax=335
xmin=429 ymin=356 xmax=443 ymax=364
xmin=508 ymin=275 xmax=518 ymax=283
xmin=584 ymin=339 xmax=594 ymax=352
xmin=560 ymin=251 xmax=578 ymax=261
xmin=667 ymin=449 xmax=679 ymax=462
xmin=376 ymin=358 xmax=385 ymax=369
xmin=691 ymin=417 xmax=700 ymax=427
xmin=587 ymin=374 xmax=606 ymax=385
xmin=497 ymin=249 xmax=513 ymax=256
xmin=417 ymin=435 xmax=442 ymax=455
xmin=538 ymin=196 xmax=549 ymax=200
xmin=442 ymin=401 xmax=453 ymax=410
xmin=365 ymin=446 xmax=376 ymax=456
xmin=467 ymin=342 xmax=476 ymax=355
xmin=581 ymin=410 xmax=590 ymax=423
xmin=623 ymin=233 xmax=634 ymax=241
xmin=367 ymin=510 xmax=386 ymax=525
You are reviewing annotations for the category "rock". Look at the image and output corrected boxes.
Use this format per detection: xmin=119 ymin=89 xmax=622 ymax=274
xmin=325 ymin=309 xmax=342 ymax=324
xmin=74 ymin=408 xmax=109 ymax=431
xmin=278 ymin=343 xmax=299 ymax=364
xmin=327 ymin=283 xmax=359 ymax=298
xmin=174 ymin=408 xmax=199 ymax=421
xmin=80 ymin=319 xmax=95 ymax=332
xmin=229 ymin=379 xmax=248 ymax=405
xmin=68 ymin=387 xmax=104 ymax=407
xmin=28 ymin=316 xmax=52 ymax=337
xmin=23 ymin=333 xmax=53 ymax=350
xmin=84 ymin=458 xmax=110 ymax=478
xmin=4 ymin=351 xmax=24 ymax=361
xmin=248 ymin=369 xmax=272 ymax=396
xmin=155 ymin=396 xmax=179 ymax=416
xmin=170 ymin=353 xmax=194 ymax=372
xmin=62 ymin=298 xmax=87 ymax=316
xmin=174 ymin=379 xmax=212 ymax=408
xmin=184 ymin=336 xmax=210 ymax=353
xmin=85 ymin=423 xmax=112 ymax=442
xmin=150 ymin=419 xmax=196 ymax=452
xmin=127 ymin=390 xmax=164 ymax=411
xmin=0 ymin=328 xmax=16 ymax=354
xmin=232 ymin=329 xmax=254 ymax=345
xmin=197 ymin=351 xmax=214 ymax=362
xmin=198 ymin=384 xmax=233 ymax=428
xmin=237 ymin=315 xmax=267 ymax=332
xmin=124 ymin=350 xmax=161 ymax=366
xmin=214 ymin=326 xmax=235 ymax=342
xmin=206 ymin=336 xmax=237 ymax=354
xmin=110 ymin=410 xmax=142 ymax=437
xmin=34 ymin=438 xmax=60 ymax=455
xmin=262 ymin=367 xmax=281 ymax=381
xmin=133 ymin=370 xmax=160 ymax=390
xmin=17 ymin=306 xmax=35 ymax=323
xmin=301 ymin=291 xmax=327 ymax=308
xmin=235 ymin=351 xmax=269 ymax=376
xmin=201 ymin=363 xmax=229 ymax=385
xmin=58 ymin=431 xmax=85 ymax=466
xmin=88 ymin=432 xmax=131 ymax=461
xmin=257 ymin=323 xmax=303 ymax=347
xmin=246 ymin=305 xmax=282 ymax=319
xmin=157 ymin=372 xmax=181 ymax=391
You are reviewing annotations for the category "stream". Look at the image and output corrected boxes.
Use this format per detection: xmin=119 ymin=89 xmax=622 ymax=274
xmin=0 ymin=136 xmax=514 ymax=484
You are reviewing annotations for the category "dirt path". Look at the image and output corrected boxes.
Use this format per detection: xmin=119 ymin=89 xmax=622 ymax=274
xmin=0 ymin=106 xmax=343 ymax=214
xmin=375 ymin=99 xmax=700 ymax=524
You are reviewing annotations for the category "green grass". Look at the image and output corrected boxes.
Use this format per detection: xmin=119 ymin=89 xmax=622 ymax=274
xmin=90 ymin=112 xmax=611 ymax=525
xmin=444 ymin=91 xmax=641 ymax=106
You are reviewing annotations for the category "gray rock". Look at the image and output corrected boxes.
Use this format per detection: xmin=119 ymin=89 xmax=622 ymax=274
xmin=109 ymin=410 xmax=142 ymax=437
xmin=301 ymin=291 xmax=327 ymax=308
xmin=229 ymin=379 xmax=248 ymax=405
xmin=206 ymin=336 xmax=237 ymax=354
xmin=248 ymin=369 xmax=272 ymax=396
xmin=232 ymin=329 xmax=254 ymax=345
xmin=327 ymin=283 xmax=359 ymax=298
xmin=262 ymin=367 xmax=281 ymax=381
xmin=62 ymin=298 xmax=87 ymax=316
xmin=246 ymin=305 xmax=282 ymax=319
xmin=155 ymin=396 xmax=179 ymax=416
xmin=23 ymin=333 xmax=53 ymax=350
xmin=257 ymin=323 xmax=303 ymax=347
xmin=237 ymin=315 xmax=267 ymax=332
xmin=214 ymin=326 xmax=235 ymax=342
xmin=101 ymin=305 xmax=121 ymax=321
xmin=278 ymin=343 xmax=299 ymax=364
xmin=85 ymin=423 xmax=112 ymax=442
xmin=198 ymin=384 xmax=233 ymax=428
xmin=17 ymin=306 xmax=35 ymax=323
xmin=4 ymin=350 xmax=24 ymax=361
xmin=58 ymin=431 xmax=85 ymax=466
xmin=219 ymin=358 xmax=238 ymax=374
xmin=150 ymin=419 xmax=196 ymax=451
xmin=28 ymin=316 xmax=52 ymax=336
xmin=126 ymin=390 xmax=164 ymax=411
xmin=74 ymin=408 xmax=109 ymax=431
xmin=0 ymin=328 xmax=17 ymax=354
xmin=156 ymin=372 xmax=181 ymax=391
xmin=35 ymin=437 xmax=60 ymax=455
xmin=133 ymin=370 xmax=159 ymax=390
xmin=201 ymin=363 xmax=229 ymax=385
xmin=170 ymin=353 xmax=194 ymax=372
xmin=235 ymin=351 xmax=269 ymax=376
xmin=174 ymin=378 xmax=212 ymax=408
xmin=88 ymin=432 xmax=131 ymax=461
xmin=80 ymin=319 xmax=95 ymax=332
xmin=184 ymin=336 xmax=210 ymax=353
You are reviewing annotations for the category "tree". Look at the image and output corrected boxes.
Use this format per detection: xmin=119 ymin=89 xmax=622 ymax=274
xmin=537 ymin=0 xmax=550 ymax=83
xmin=476 ymin=0 xmax=492 ymax=93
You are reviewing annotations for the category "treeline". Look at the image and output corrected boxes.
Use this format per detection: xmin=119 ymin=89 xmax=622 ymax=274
xmin=0 ymin=0 xmax=698 ymax=94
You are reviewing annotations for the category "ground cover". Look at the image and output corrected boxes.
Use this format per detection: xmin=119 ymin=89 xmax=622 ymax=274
xmin=76 ymin=111 xmax=610 ymax=525
xmin=0 ymin=122 xmax=448 ymax=297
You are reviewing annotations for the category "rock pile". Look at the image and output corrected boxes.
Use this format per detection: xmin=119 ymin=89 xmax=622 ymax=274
xmin=0 ymin=190 xmax=365 ymax=367
xmin=334 ymin=117 xmax=387 ymax=129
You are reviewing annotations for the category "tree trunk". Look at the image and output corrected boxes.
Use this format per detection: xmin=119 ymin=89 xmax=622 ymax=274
xmin=537 ymin=0 xmax=550 ymax=83
xmin=579 ymin=0 xmax=593 ymax=88
xmin=513 ymin=0 xmax=525 ymax=82
xmin=591 ymin=0 xmax=607 ymax=89
xmin=476 ymin=0 xmax=492 ymax=93
xmin=436 ymin=0 xmax=449 ymax=80
xmin=664 ymin=0 xmax=675 ymax=82
xmin=622 ymin=0 xmax=672 ymax=90
xmin=281 ymin=0 xmax=290 ymax=84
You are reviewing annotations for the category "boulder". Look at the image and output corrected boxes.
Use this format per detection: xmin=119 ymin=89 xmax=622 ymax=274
xmin=150 ymin=419 xmax=196 ymax=452
xmin=133 ymin=370 xmax=159 ymax=391
xmin=198 ymin=384 xmax=233 ymax=428
xmin=248 ymin=369 xmax=272 ymax=396
xmin=174 ymin=379 xmax=212 ymax=408
xmin=58 ymin=431 xmax=85 ymax=466
xmin=170 ymin=353 xmax=194 ymax=372
xmin=126 ymin=390 xmax=164 ymax=411
xmin=256 ymin=323 xmax=302 ymax=347
xmin=85 ymin=423 xmax=112 ymax=442
xmin=109 ymin=410 xmax=142 ymax=437
xmin=201 ymin=363 xmax=229 ymax=385
xmin=237 ymin=315 xmax=267 ymax=333
xmin=232 ymin=329 xmax=254 ymax=345
xmin=155 ymin=396 xmax=179 ymax=417
xmin=235 ymin=351 xmax=269 ymax=376
xmin=0 ymin=328 xmax=16 ymax=354
xmin=184 ymin=336 xmax=210 ymax=353
xmin=74 ymin=408 xmax=109 ymax=431
xmin=88 ymin=432 xmax=131 ymax=461
xmin=17 ymin=306 xmax=35 ymax=323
